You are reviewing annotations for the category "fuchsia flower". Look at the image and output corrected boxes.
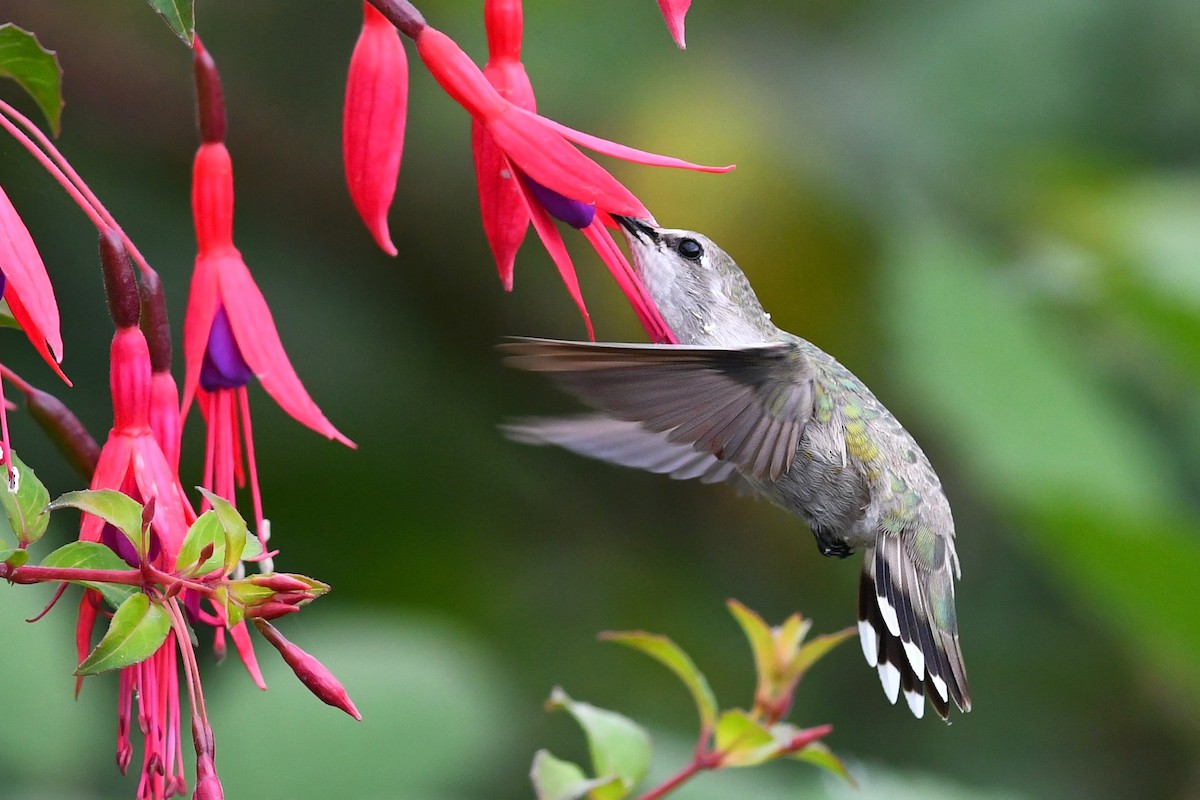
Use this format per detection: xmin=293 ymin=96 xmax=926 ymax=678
xmin=75 ymin=232 xmax=259 ymax=799
xmin=0 ymin=185 xmax=65 ymax=381
xmin=455 ymin=0 xmax=731 ymax=342
xmin=0 ymin=181 xmax=67 ymax=482
xmin=184 ymin=38 xmax=353 ymax=548
xmin=344 ymin=2 xmax=409 ymax=256
xmin=657 ymin=0 xmax=693 ymax=49
xmin=415 ymin=2 xmax=730 ymax=341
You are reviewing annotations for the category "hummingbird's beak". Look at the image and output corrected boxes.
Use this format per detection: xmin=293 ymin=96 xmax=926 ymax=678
xmin=612 ymin=215 xmax=659 ymax=243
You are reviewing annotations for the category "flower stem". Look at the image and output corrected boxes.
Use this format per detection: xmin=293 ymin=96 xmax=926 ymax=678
xmin=0 ymin=563 xmax=142 ymax=585
xmin=366 ymin=0 xmax=427 ymax=39
xmin=0 ymin=99 xmax=161 ymax=283
xmin=637 ymin=752 xmax=719 ymax=800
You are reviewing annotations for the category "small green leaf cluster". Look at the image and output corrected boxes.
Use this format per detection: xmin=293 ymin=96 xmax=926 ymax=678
xmin=0 ymin=456 xmax=327 ymax=679
xmin=531 ymin=600 xmax=855 ymax=800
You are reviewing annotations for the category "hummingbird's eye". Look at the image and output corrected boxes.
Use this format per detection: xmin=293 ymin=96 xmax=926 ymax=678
xmin=676 ymin=238 xmax=704 ymax=261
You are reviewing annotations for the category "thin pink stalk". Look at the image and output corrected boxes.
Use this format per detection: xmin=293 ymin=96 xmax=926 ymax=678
xmin=0 ymin=99 xmax=159 ymax=281
xmin=0 ymin=364 xmax=33 ymax=393
xmin=238 ymin=387 xmax=265 ymax=536
xmin=637 ymin=752 xmax=719 ymax=800
xmin=0 ymin=564 xmax=144 ymax=585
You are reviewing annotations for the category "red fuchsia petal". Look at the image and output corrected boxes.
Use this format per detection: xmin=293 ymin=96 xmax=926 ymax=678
xmin=416 ymin=27 xmax=507 ymax=120
xmin=75 ymin=591 xmax=100 ymax=697
xmin=581 ymin=217 xmax=678 ymax=344
xmin=80 ymin=438 xmax=134 ymax=543
xmin=415 ymin=26 xmax=648 ymax=216
xmin=657 ymin=0 xmax=693 ymax=49
xmin=110 ymin=327 xmax=152 ymax=434
xmin=486 ymin=106 xmax=649 ymax=217
xmin=149 ymin=371 xmax=182 ymax=472
xmin=472 ymin=125 xmax=527 ymax=290
xmin=536 ymin=112 xmax=734 ymax=175
xmin=5 ymin=290 xmax=69 ymax=384
xmin=0 ymin=184 xmax=64 ymax=369
xmin=180 ymin=252 xmax=221 ymax=418
xmin=131 ymin=438 xmax=195 ymax=566
xmin=192 ymin=144 xmax=235 ymax=255
xmin=512 ymin=174 xmax=595 ymax=340
xmin=473 ymin=58 xmax=536 ymax=289
xmin=344 ymin=2 xmax=408 ymax=257
xmin=216 ymin=253 xmax=354 ymax=447
xmin=229 ymin=619 xmax=267 ymax=690
xmin=484 ymin=0 xmax=525 ymax=65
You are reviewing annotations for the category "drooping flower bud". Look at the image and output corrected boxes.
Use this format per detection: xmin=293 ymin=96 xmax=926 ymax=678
xmin=99 ymin=229 xmax=139 ymax=331
xmin=344 ymin=2 xmax=409 ymax=256
xmin=24 ymin=384 xmax=100 ymax=479
xmin=193 ymin=36 xmax=226 ymax=145
xmin=253 ymin=619 xmax=361 ymax=720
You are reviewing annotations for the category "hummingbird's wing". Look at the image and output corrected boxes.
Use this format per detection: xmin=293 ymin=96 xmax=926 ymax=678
xmin=502 ymin=414 xmax=756 ymax=492
xmin=499 ymin=338 xmax=815 ymax=482
xmin=859 ymin=533 xmax=970 ymax=720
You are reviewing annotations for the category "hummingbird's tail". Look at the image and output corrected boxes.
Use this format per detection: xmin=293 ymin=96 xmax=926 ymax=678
xmin=858 ymin=539 xmax=970 ymax=720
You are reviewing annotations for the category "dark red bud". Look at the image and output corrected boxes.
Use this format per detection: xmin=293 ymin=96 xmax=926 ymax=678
xmin=193 ymin=36 xmax=226 ymax=144
xmin=366 ymin=0 xmax=426 ymax=39
xmin=25 ymin=386 xmax=99 ymax=479
xmin=140 ymin=496 xmax=156 ymax=534
xmin=197 ymin=542 xmax=215 ymax=564
xmin=250 ymin=574 xmax=313 ymax=593
xmin=787 ymin=724 xmax=833 ymax=751
xmin=138 ymin=268 xmax=172 ymax=373
xmin=245 ymin=602 xmax=301 ymax=620
xmin=99 ymin=229 xmax=139 ymax=329
xmin=253 ymin=619 xmax=361 ymax=720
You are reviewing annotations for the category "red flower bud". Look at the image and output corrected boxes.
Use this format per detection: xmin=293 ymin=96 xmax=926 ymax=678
xmin=253 ymin=619 xmax=361 ymax=720
xmin=244 ymin=602 xmax=301 ymax=620
xmin=249 ymin=573 xmax=316 ymax=593
xmin=344 ymin=2 xmax=409 ymax=256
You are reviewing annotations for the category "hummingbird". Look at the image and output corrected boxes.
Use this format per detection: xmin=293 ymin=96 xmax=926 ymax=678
xmin=499 ymin=217 xmax=970 ymax=720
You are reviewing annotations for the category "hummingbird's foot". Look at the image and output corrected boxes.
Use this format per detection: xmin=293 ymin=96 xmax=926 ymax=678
xmin=812 ymin=528 xmax=853 ymax=559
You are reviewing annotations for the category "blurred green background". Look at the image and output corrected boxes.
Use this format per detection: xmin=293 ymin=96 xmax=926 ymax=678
xmin=2 ymin=1 xmax=1200 ymax=798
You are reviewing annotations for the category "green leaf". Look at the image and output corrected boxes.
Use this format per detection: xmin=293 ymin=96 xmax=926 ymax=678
xmin=727 ymin=600 xmax=779 ymax=689
xmin=790 ymin=740 xmax=854 ymax=785
xmin=600 ymin=630 xmax=718 ymax=731
xmin=176 ymin=510 xmax=225 ymax=575
xmin=0 ymin=24 xmax=64 ymax=135
xmin=50 ymin=489 xmax=143 ymax=555
xmin=714 ymin=709 xmax=777 ymax=767
xmin=1 ymin=450 xmax=50 ymax=547
xmin=76 ymin=592 xmax=170 ymax=676
xmin=0 ymin=548 xmax=29 ymax=567
xmin=530 ymin=750 xmax=618 ymax=800
xmin=41 ymin=541 xmax=137 ymax=609
xmin=196 ymin=488 xmax=249 ymax=574
xmin=144 ymin=0 xmax=195 ymax=45
xmin=546 ymin=687 xmax=650 ymax=799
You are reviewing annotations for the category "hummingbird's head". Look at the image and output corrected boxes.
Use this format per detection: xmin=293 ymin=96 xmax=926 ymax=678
xmin=613 ymin=217 xmax=777 ymax=346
